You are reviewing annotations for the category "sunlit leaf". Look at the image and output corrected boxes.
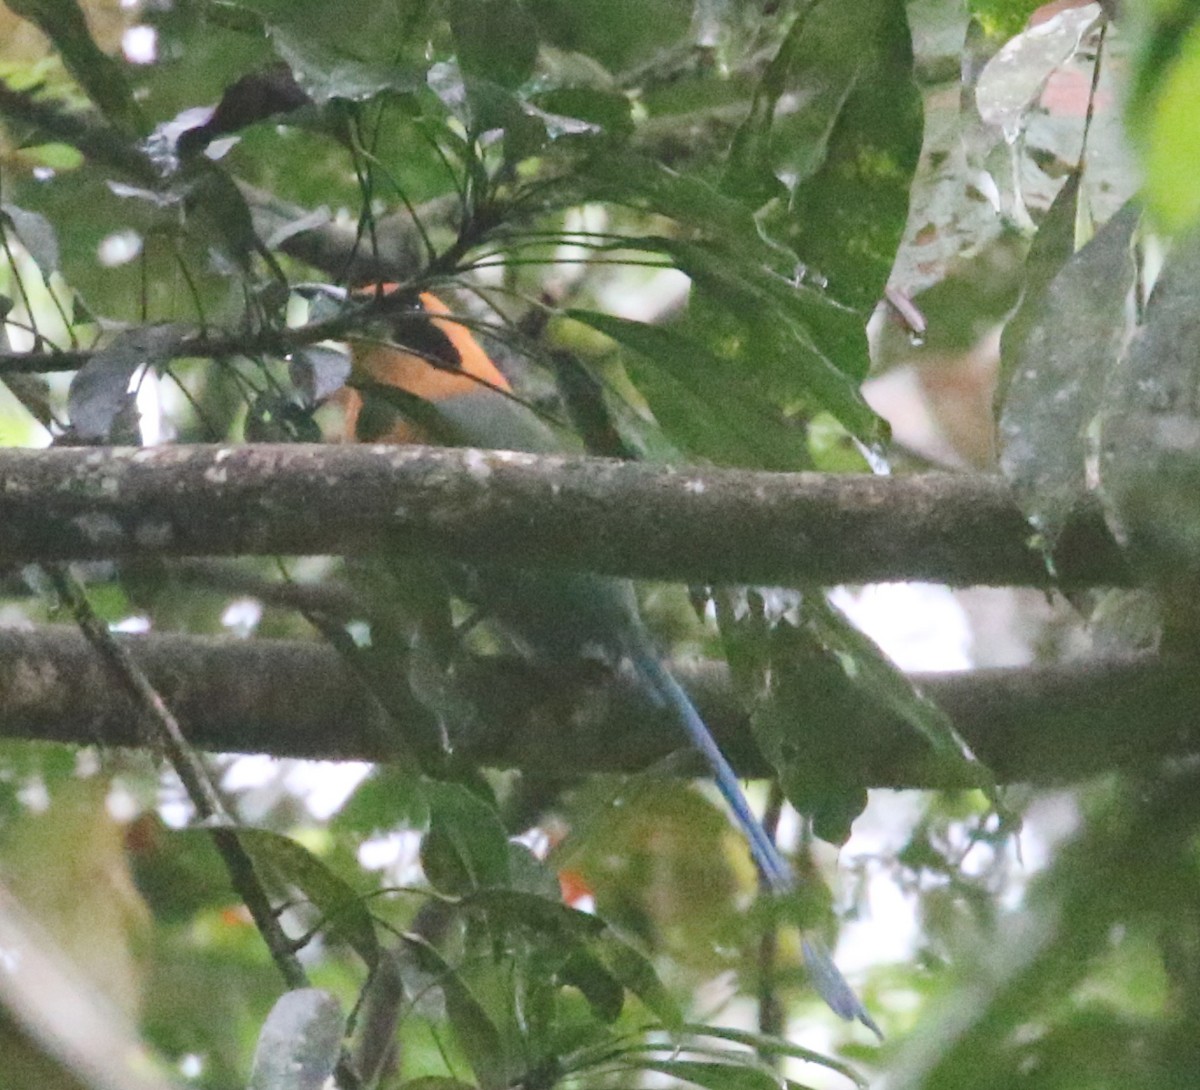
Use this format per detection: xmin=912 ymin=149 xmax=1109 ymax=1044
xmin=1130 ymin=4 xmax=1200 ymax=232
xmin=248 ymin=988 xmax=345 ymax=1090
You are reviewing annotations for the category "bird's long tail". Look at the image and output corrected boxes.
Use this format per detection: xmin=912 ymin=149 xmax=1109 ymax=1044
xmin=630 ymin=647 xmax=881 ymax=1037
xmin=631 ymin=647 xmax=793 ymax=893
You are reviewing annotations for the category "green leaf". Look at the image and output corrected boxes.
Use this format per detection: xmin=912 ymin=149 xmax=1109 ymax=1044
xmin=468 ymin=888 xmax=605 ymax=939
xmin=1129 ymin=5 xmax=1200 ymax=232
xmin=783 ymin=0 xmax=923 ymax=310
xmin=726 ymin=1 xmax=922 ymax=310
xmin=529 ymin=87 xmax=634 ymax=142
xmin=525 ymin=0 xmax=691 ymax=74
xmin=248 ymin=988 xmax=345 ymax=1090
xmin=236 ymin=828 xmax=381 ymax=968
xmin=232 ymin=0 xmax=433 ymax=92
xmin=401 ymin=932 xmax=510 ymax=1090
xmin=591 ymin=930 xmax=682 ymax=1030
xmin=450 ymin=0 xmax=540 ymax=91
xmin=332 ymin=766 xmax=428 ymax=838
xmin=566 ymin=309 xmax=808 ymax=468
xmin=268 ymin=25 xmax=425 ymax=103
xmin=723 ymin=0 xmax=820 ymax=207
xmin=636 ymin=1059 xmax=803 ymax=1090
xmin=649 ymin=240 xmax=882 ymax=441
xmin=398 ymin=1079 xmax=479 ymax=1090
xmin=804 ymin=596 xmax=997 ymax=800
xmin=421 ymin=781 xmax=511 ymax=894
xmin=681 ymin=1024 xmax=867 ymax=1089
xmin=558 ymin=947 xmax=625 ymax=1023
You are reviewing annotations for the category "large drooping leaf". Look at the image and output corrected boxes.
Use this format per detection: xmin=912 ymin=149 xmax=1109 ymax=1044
xmin=999 ymin=196 xmax=1140 ymax=549
xmin=400 ymin=933 xmax=511 ymax=1090
xmin=524 ymin=0 xmax=693 ymax=75
xmin=465 ymin=887 xmax=681 ymax=1027
xmin=566 ymin=309 xmax=809 ymax=469
xmin=734 ymin=0 xmax=924 ymax=311
xmin=1099 ymin=226 xmax=1200 ymax=593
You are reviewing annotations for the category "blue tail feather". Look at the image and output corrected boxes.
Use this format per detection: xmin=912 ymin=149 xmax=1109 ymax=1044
xmin=630 ymin=647 xmax=794 ymax=894
xmin=630 ymin=647 xmax=881 ymax=1038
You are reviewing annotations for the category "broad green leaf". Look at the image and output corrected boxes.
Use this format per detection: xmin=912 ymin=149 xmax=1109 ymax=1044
xmin=723 ymin=0 xmax=819 ymax=206
xmin=421 ymin=781 xmax=511 ymax=894
xmin=248 ymin=988 xmax=345 ymax=1090
xmin=399 ymin=1080 xmax=478 ymax=1090
xmin=449 ymin=0 xmax=539 ymax=91
xmin=236 ymin=828 xmax=381 ymax=968
xmin=525 ymin=0 xmax=692 ymax=74
xmin=401 ymin=932 xmax=510 ymax=1090
xmin=557 ymin=947 xmax=624 ymax=1023
xmin=999 ymin=197 xmax=1139 ymax=548
xmin=269 ymin=25 xmax=425 ymax=103
xmin=530 ymin=87 xmax=634 ymax=142
xmin=804 ymin=596 xmax=997 ymax=801
xmin=591 ymin=930 xmax=682 ymax=1030
xmin=1130 ymin=5 xmax=1200 ymax=232
xmin=465 ymin=888 xmax=675 ymax=1026
xmin=466 ymin=889 xmax=606 ymax=942
xmin=331 ymin=766 xmax=428 ymax=838
xmin=727 ymin=0 xmax=922 ymax=312
xmin=784 ymin=0 xmax=922 ymax=310
xmin=566 ymin=309 xmax=809 ymax=469
xmin=649 ymin=240 xmax=882 ymax=441
xmin=230 ymin=0 xmax=433 ymax=75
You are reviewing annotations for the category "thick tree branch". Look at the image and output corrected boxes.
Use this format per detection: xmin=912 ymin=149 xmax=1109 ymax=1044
xmin=0 ymin=445 xmax=1129 ymax=586
xmin=0 ymin=626 xmax=1191 ymax=789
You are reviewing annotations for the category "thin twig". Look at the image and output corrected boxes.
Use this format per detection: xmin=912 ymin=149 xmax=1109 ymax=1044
xmin=43 ymin=564 xmax=309 ymax=990
xmin=756 ymin=783 xmax=785 ymax=1050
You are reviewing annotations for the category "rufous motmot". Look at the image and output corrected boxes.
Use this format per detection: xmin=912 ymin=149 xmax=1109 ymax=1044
xmin=340 ymin=289 xmax=877 ymax=1034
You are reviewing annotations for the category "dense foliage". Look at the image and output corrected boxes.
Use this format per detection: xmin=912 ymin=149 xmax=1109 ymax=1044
xmin=2 ymin=1 xmax=1200 ymax=1088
